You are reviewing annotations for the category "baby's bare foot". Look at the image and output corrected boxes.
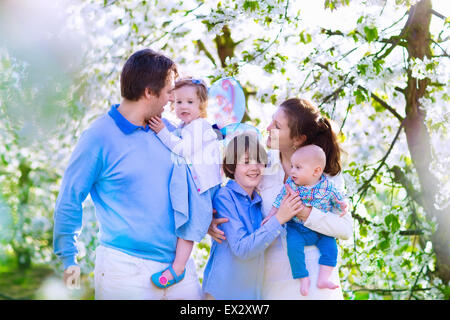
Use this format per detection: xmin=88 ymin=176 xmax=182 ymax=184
xmin=317 ymin=278 xmax=339 ymax=290
xmin=299 ymin=277 xmax=310 ymax=296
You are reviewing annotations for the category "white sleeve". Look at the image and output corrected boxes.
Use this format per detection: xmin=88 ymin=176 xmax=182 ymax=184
xmin=303 ymin=208 xmax=353 ymax=240
xmin=156 ymin=127 xmax=185 ymax=157
xmin=157 ymin=119 xmax=217 ymax=159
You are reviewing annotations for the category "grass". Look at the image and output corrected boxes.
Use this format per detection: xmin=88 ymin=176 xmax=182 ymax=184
xmin=0 ymin=265 xmax=54 ymax=300
xmin=0 ymin=265 xmax=94 ymax=300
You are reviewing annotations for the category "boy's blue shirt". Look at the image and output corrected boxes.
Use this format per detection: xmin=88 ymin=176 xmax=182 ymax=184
xmin=53 ymin=104 xmax=178 ymax=269
xmin=202 ymin=180 xmax=284 ymax=300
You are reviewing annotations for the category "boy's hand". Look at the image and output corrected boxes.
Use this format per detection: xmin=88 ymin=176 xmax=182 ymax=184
xmin=208 ymin=209 xmax=228 ymax=243
xmin=148 ymin=116 xmax=165 ymax=133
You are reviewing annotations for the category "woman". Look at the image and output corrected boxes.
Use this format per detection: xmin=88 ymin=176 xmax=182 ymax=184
xmin=209 ymin=98 xmax=353 ymax=299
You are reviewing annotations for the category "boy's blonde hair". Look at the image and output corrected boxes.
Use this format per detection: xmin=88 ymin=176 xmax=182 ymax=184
xmin=171 ymin=77 xmax=208 ymax=118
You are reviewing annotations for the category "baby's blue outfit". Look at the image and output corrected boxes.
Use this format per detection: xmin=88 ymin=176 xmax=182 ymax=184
xmin=168 ymin=128 xmax=220 ymax=242
xmin=273 ymin=175 xmax=345 ymax=279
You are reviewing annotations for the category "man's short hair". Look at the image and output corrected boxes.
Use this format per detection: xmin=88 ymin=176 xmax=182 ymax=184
xmin=120 ymin=48 xmax=178 ymax=101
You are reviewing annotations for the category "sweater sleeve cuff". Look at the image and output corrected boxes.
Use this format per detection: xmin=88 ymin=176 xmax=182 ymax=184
xmin=264 ymin=215 xmax=285 ymax=237
xmin=61 ymin=255 xmax=78 ymax=270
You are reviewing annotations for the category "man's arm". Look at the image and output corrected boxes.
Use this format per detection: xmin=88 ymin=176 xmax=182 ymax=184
xmin=53 ymin=129 xmax=103 ymax=270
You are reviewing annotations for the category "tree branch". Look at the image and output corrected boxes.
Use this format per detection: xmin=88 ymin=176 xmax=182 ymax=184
xmin=431 ymin=39 xmax=450 ymax=58
xmin=391 ymin=165 xmax=425 ymax=207
xmin=357 ymin=121 xmax=405 ymax=195
xmin=195 ymin=40 xmax=217 ymax=67
xmin=377 ymin=7 xmax=416 ymax=59
xmin=367 ymin=89 xmax=405 ymax=122
xmin=431 ymin=9 xmax=447 ymax=20
xmin=348 ymin=287 xmax=432 ymax=294
xmin=408 ymin=262 xmax=428 ymax=300
xmin=399 ymin=229 xmax=424 ymax=236
xmin=351 ymin=121 xmax=405 ymax=223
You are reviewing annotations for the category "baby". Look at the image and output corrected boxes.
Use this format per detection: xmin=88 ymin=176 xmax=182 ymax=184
xmin=262 ymin=144 xmax=347 ymax=296
xmin=148 ymin=78 xmax=221 ymax=288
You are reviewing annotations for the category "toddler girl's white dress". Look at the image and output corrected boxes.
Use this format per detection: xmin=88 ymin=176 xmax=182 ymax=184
xmin=157 ymin=118 xmax=222 ymax=242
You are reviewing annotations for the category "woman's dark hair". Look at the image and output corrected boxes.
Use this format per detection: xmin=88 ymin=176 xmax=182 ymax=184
xmin=120 ymin=48 xmax=178 ymax=101
xmin=222 ymin=134 xmax=268 ymax=180
xmin=280 ymin=98 xmax=342 ymax=176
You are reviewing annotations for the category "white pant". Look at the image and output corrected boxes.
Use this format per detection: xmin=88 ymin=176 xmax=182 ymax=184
xmin=262 ymin=237 xmax=344 ymax=300
xmin=94 ymin=245 xmax=202 ymax=300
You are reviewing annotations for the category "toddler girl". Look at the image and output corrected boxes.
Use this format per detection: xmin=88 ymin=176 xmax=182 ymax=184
xmin=262 ymin=144 xmax=347 ymax=296
xmin=148 ymin=78 xmax=221 ymax=288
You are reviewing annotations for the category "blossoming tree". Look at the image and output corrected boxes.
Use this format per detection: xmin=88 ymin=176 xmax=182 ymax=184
xmin=0 ymin=0 xmax=448 ymax=299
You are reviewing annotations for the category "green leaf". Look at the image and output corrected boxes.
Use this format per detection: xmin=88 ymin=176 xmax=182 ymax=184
xmin=270 ymin=94 xmax=277 ymax=104
xmin=385 ymin=214 xmax=400 ymax=232
xmin=355 ymin=291 xmax=369 ymax=300
xmin=243 ymin=0 xmax=259 ymax=12
xmin=354 ymin=88 xmax=368 ymax=104
xmin=299 ymin=31 xmax=312 ymax=44
xmin=372 ymin=59 xmax=385 ymax=75
xmin=360 ymin=224 xmax=368 ymax=237
xmin=363 ymin=26 xmax=378 ymax=43
xmin=263 ymin=61 xmax=276 ymax=74
xmin=357 ymin=64 xmax=368 ymax=75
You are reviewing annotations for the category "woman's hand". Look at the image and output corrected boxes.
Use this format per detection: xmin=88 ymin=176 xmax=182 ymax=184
xmin=148 ymin=116 xmax=165 ymax=133
xmin=275 ymin=184 xmax=305 ymax=225
xmin=208 ymin=209 xmax=228 ymax=243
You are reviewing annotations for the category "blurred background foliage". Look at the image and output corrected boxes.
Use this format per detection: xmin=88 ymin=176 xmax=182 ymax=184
xmin=0 ymin=0 xmax=448 ymax=299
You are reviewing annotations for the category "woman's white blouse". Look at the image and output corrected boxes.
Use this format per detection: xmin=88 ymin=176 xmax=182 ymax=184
xmin=256 ymin=149 xmax=353 ymax=300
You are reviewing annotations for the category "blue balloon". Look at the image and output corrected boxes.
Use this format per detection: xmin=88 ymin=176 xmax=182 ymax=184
xmin=208 ymin=77 xmax=246 ymax=129
xmin=220 ymin=122 xmax=262 ymax=146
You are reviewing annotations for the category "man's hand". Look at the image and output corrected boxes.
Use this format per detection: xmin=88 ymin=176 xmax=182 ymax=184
xmin=148 ymin=116 xmax=165 ymax=133
xmin=63 ymin=265 xmax=81 ymax=289
xmin=207 ymin=209 xmax=229 ymax=243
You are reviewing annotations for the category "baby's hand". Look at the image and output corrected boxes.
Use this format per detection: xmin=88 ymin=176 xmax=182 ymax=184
xmin=148 ymin=116 xmax=165 ymax=133
xmin=261 ymin=207 xmax=277 ymax=226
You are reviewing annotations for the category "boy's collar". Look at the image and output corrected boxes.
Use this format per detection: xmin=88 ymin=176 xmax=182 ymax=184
xmin=226 ymin=180 xmax=261 ymax=203
xmin=108 ymin=104 xmax=150 ymax=134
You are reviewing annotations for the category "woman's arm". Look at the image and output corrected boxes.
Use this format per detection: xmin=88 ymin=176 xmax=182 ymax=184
xmin=303 ymin=207 xmax=353 ymax=240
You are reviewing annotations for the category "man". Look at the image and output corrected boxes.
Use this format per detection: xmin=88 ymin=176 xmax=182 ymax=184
xmin=53 ymin=49 xmax=202 ymax=299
